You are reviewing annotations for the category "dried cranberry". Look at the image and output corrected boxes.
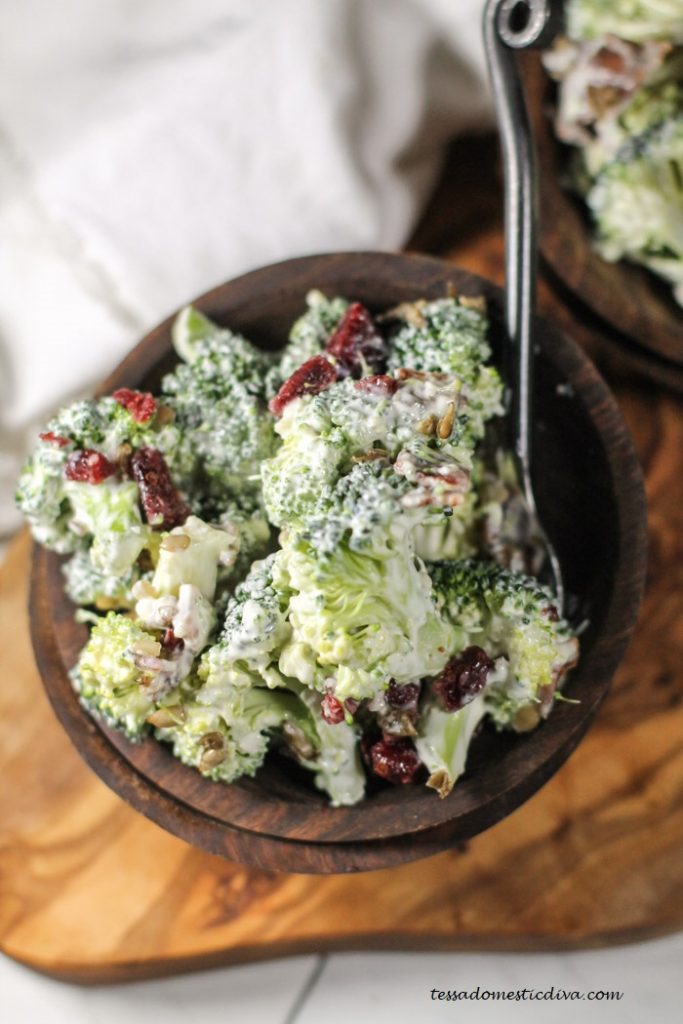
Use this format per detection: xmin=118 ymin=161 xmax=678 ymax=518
xmin=161 ymin=628 xmax=185 ymax=656
xmin=321 ymin=693 xmax=345 ymax=725
xmin=433 ymin=646 xmax=494 ymax=712
xmin=368 ymin=735 xmax=421 ymax=785
xmin=113 ymin=388 xmax=157 ymax=423
xmin=130 ymin=447 xmax=190 ymax=529
xmin=269 ymin=355 xmax=337 ymax=417
xmin=39 ymin=431 xmax=71 ymax=448
xmin=64 ymin=449 xmax=116 ymax=484
xmin=325 ymin=302 xmax=385 ymax=377
xmin=354 ymin=374 xmax=398 ymax=396
xmin=386 ymin=680 xmax=420 ymax=710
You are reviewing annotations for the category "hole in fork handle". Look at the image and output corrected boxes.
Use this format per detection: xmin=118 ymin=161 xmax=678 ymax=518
xmin=497 ymin=0 xmax=564 ymax=51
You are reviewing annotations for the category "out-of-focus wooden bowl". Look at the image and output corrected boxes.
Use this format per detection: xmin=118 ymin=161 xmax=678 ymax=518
xmin=525 ymin=53 xmax=683 ymax=375
xmin=30 ymin=251 xmax=646 ymax=874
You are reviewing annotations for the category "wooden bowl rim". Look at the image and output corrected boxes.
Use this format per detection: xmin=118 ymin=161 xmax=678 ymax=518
xmin=30 ymin=251 xmax=647 ymax=873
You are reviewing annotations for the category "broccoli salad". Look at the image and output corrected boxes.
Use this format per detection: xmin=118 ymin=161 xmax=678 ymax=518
xmin=543 ymin=0 xmax=683 ymax=305
xmin=17 ymin=290 xmax=578 ymax=805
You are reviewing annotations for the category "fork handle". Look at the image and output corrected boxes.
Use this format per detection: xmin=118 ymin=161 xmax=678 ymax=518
xmin=482 ymin=0 xmax=563 ymax=478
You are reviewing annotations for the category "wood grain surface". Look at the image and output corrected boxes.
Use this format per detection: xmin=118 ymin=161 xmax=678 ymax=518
xmin=1 ymin=136 xmax=681 ymax=982
xmin=30 ymin=252 xmax=645 ymax=874
xmin=3 ymin=430 xmax=683 ymax=984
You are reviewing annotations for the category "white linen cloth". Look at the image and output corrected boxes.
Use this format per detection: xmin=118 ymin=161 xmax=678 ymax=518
xmin=0 ymin=0 xmax=492 ymax=538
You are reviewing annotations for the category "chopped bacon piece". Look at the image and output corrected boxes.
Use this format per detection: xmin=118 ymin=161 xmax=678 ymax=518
xmin=160 ymin=628 xmax=185 ymax=656
xmin=130 ymin=447 xmax=190 ymax=529
xmin=354 ymin=374 xmax=399 ymax=396
xmin=433 ymin=646 xmax=494 ymax=712
xmin=39 ymin=432 xmax=71 ymax=448
xmin=325 ymin=302 xmax=385 ymax=377
xmin=269 ymin=355 xmax=337 ymax=417
xmin=113 ymin=388 xmax=158 ymax=423
xmin=321 ymin=693 xmax=345 ymax=725
xmin=64 ymin=449 xmax=116 ymax=484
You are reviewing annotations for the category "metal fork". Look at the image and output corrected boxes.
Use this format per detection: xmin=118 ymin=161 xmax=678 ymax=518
xmin=483 ymin=0 xmax=565 ymax=609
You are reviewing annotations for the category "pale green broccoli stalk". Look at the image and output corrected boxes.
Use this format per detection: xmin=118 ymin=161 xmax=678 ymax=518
xmin=163 ymin=307 xmax=277 ymax=499
xmin=428 ymin=560 xmax=578 ymax=729
xmin=294 ymin=690 xmax=366 ymax=806
xmin=415 ymin=693 xmax=487 ymax=798
xmin=171 ymin=305 xmax=220 ymax=362
xmin=281 ymin=534 xmax=452 ymax=702
xmin=73 ymin=613 xmax=163 ymax=739
xmin=413 ymin=489 xmax=479 ymax=562
xmin=188 ymin=488 xmax=273 ymax=580
xmin=277 ymin=289 xmax=349 ymax=381
xmin=587 ymin=117 xmax=683 ymax=304
xmin=150 ymin=515 xmax=240 ymax=600
xmin=567 ymin=0 xmax=683 ymax=44
xmin=65 ymin=479 xmax=151 ymax=575
xmin=225 ymin=505 xmax=273 ymax=578
xmin=62 ymin=549 xmax=142 ymax=609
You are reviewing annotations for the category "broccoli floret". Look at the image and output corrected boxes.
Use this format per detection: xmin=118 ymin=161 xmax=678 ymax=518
xmin=16 ymin=435 xmax=80 ymax=554
xmin=153 ymin=686 xmax=317 ymax=784
xmin=567 ymin=0 xmax=683 ymax=44
xmin=262 ymin=367 xmax=498 ymax=530
xmin=387 ymin=297 xmax=489 ymax=371
xmin=281 ymin=534 xmax=452 ymax=702
xmin=201 ymin=552 xmax=296 ymax=693
xmin=300 ymin=461 xmax=414 ymax=558
xmin=587 ymin=116 xmax=683 ymax=304
xmin=73 ymin=613 xmax=161 ymax=739
xmin=163 ymin=306 xmax=278 ymax=498
xmin=15 ymin=396 xmax=182 ymax=554
xmin=300 ymin=458 xmax=480 ymax=563
xmin=62 ymin=549 xmax=141 ymax=609
xmin=428 ymin=560 xmax=578 ymax=728
xmin=387 ymin=299 xmax=503 ymax=444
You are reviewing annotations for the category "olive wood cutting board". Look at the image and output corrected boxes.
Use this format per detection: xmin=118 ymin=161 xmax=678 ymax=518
xmin=2 ymin=150 xmax=683 ymax=982
xmin=2 ymin=363 xmax=683 ymax=983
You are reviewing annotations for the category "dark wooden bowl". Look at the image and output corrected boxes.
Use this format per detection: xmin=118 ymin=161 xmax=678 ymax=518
xmin=30 ymin=252 xmax=646 ymax=874
xmin=524 ymin=53 xmax=683 ymax=374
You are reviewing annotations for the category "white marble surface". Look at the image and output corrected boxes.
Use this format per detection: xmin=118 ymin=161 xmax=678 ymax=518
xmin=3 ymin=934 xmax=683 ymax=1023
xmin=1 ymin=1 xmax=681 ymax=1019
